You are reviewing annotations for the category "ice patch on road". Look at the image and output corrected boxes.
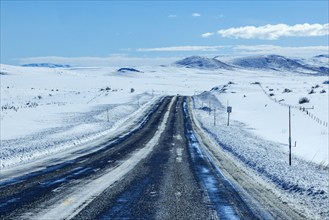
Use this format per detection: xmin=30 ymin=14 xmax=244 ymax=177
xmin=184 ymin=98 xmax=256 ymax=219
xmin=176 ymin=147 xmax=183 ymax=163
xmin=174 ymin=134 xmax=182 ymax=140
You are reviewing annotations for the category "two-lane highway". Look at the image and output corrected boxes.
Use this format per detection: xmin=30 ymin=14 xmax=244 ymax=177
xmin=1 ymin=96 xmax=282 ymax=219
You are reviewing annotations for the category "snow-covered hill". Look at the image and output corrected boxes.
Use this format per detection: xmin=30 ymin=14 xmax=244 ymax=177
xmin=304 ymin=54 xmax=329 ymax=69
xmin=314 ymin=54 xmax=329 ymax=58
xmin=229 ymin=55 xmax=328 ymax=75
xmin=117 ymin=67 xmax=142 ymax=73
xmin=22 ymin=63 xmax=71 ymax=68
xmin=175 ymin=56 xmax=233 ymax=70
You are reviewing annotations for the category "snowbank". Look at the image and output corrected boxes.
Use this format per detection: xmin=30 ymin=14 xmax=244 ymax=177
xmin=192 ymin=90 xmax=328 ymax=219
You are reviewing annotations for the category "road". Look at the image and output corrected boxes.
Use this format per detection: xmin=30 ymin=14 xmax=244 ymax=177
xmin=0 ymin=96 xmax=297 ymax=219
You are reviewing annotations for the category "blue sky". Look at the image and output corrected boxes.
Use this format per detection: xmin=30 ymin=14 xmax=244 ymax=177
xmin=1 ymin=1 xmax=328 ymax=65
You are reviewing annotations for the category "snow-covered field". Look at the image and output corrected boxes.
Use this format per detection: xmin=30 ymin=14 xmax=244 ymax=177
xmin=1 ymin=58 xmax=328 ymax=169
xmin=0 ymin=65 xmax=159 ymax=168
xmin=194 ymin=71 xmax=328 ymax=165
xmin=1 ymin=55 xmax=328 ymax=218
xmin=0 ymin=63 xmax=222 ymax=168
xmin=191 ymin=92 xmax=328 ymax=218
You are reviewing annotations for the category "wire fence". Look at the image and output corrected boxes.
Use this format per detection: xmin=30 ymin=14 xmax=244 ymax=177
xmin=257 ymin=83 xmax=328 ymax=128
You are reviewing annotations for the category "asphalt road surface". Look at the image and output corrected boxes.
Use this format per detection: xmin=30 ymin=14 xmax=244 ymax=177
xmin=0 ymin=96 xmax=300 ymax=219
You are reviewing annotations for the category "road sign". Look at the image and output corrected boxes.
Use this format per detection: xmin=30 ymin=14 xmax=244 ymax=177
xmin=227 ymin=106 xmax=232 ymax=126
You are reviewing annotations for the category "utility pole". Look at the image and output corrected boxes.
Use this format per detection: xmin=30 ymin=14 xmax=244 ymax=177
xmin=289 ymin=106 xmax=292 ymax=166
xmin=214 ymin=108 xmax=216 ymax=126
xmin=209 ymin=101 xmax=211 ymax=115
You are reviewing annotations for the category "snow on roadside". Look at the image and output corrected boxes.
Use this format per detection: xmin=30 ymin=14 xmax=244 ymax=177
xmin=194 ymin=75 xmax=328 ymax=165
xmin=28 ymin=97 xmax=176 ymax=220
xmin=0 ymin=64 xmax=162 ymax=169
xmin=1 ymin=63 xmax=224 ymax=170
xmin=192 ymin=91 xmax=329 ymax=219
xmin=1 ymin=93 xmax=158 ymax=168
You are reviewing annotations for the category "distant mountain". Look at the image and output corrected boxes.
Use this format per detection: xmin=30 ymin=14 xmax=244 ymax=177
xmin=175 ymin=56 xmax=233 ymax=70
xmin=314 ymin=54 xmax=329 ymax=58
xmin=230 ymin=55 xmax=303 ymax=70
xmin=117 ymin=68 xmax=142 ymax=73
xmin=22 ymin=63 xmax=71 ymax=68
xmin=298 ymin=55 xmax=329 ymax=69
xmin=230 ymin=55 xmax=328 ymax=75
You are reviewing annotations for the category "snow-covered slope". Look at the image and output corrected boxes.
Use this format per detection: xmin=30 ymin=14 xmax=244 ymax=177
xmin=229 ymin=55 xmax=328 ymax=75
xmin=175 ymin=56 xmax=233 ymax=70
xmin=314 ymin=54 xmax=329 ymax=59
xmin=309 ymin=54 xmax=329 ymax=67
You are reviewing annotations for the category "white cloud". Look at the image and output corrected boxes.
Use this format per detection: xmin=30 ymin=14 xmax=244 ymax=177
xmin=137 ymin=46 xmax=224 ymax=52
xmin=233 ymin=45 xmax=329 ymax=57
xmin=201 ymin=32 xmax=214 ymax=38
xmin=192 ymin=13 xmax=201 ymax=17
xmin=168 ymin=15 xmax=177 ymax=18
xmin=218 ymin=23 xmax=329 ymax=40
